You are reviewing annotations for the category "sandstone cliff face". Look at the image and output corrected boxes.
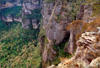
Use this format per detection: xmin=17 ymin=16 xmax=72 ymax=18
xmin=41 ymin=0 xmax=72 ymax=67
xmin=43 ymin=1 xmax=100 ymax=67
xmin=47 ymin=28 xmax=100 ymax=68
xmin=42 ymin=1 xmax=71 ymax=44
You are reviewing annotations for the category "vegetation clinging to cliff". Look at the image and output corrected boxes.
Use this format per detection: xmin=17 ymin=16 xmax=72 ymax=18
xmin=67 ymin=17 xmax=100 ymax=41
xmin=92 ymin=1 xmax=100 ymax=17
xmin=45 ymin=0 xmax=55 ymax=3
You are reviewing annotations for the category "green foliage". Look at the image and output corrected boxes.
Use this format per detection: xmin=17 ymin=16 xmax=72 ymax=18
xmin=53 ymin=0 xmax=85 ymax=22
xmin=0 ymin=6 xmax=22 ymax=18
xmin=26 ymin=9 xmax=42 ymax=21
xmin=45 ymin=0 xmax=55 ymax=3
xmin=38 ymin=20 xmax=46 ymax=38
xmin=92 ymin=1 xmax=100 ymax=17
xmin=67 ymin=17 xmax=100 ymax=41
xmin=64 ymin=1 xmax=82 ymax=21
xmin=52 ymin=57 xmax=60 ymax=65
xmin=0 ymin=21 xmax=41 ymax=68
xmin=0 ymin=0 xmax=24 ymax=4
xmin=53 ymin=42 xmax=70 ymax=57
xmin=62 ymin=0 xmax=96 ymax=21
xmin=55 ymin=14 xmax=63 ymax=23
xmin=52 ymin=41 xmax=71 ymax=65
xmin=0 ymin=1 xmax=6 ymax=4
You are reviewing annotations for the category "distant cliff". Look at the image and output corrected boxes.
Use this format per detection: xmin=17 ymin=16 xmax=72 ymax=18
xmin=0 ymin=1 xmax=22 ymax=22
xmin=22 ymin=0 xmax=43 ymax=29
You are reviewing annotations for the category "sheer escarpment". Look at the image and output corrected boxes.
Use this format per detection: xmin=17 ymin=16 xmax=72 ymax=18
xmin=41 ymin=0 xmax=72 ymax=67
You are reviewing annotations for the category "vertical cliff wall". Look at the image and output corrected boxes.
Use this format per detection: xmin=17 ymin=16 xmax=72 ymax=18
xmin=66 ymin=4 xmax=97 ymax=54
xmin=40 ymin=0 xmax=100 ymax=67
xmin=40 ymin=0 xmax=72 ymax=67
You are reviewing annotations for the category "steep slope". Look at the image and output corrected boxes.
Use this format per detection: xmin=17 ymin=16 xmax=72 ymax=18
xmin=0 ymin=21 xmax=41 ymax=68
xmin=66 ymin=4 xmax=97 ymax=54
xmin=40 ymin=0 xmax=100 ymax=68
xmin=0 ymin=0 xmax=42 ymax=68
xmin=48 ymin=28 xmax=100 ymax=68
xmin=0 ymin=6 xmax=22 ymax=22
xmin=40 ymin=0 xmax=72 ymax=67
xmin=46 ymin=0 xmax=100 ymax=68
xmin=40 ymin=0 xmax=87 ymax=67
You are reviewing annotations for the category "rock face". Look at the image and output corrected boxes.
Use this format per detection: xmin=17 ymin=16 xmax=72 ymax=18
xmin=83 ymin=5 xmax=97 ymax=23
xmin=66 ymin=4 xmax=97 ymax=54
xmin=43 ymin=3 xmax=70 ymax=44
xmin=22 ymin=19 xmax=38 ymax=29
xmin=32 ymin=19 xmax=38 ymax=29
xmin=1 ymin=14 xmax=22 ymax=22
xmin=77 ymin=5 xmax=97 ymax=23
xmin=22 ymin=19 xmax=30 ymax=29
xmin=47 ymin=29 xmax=100 ymax=68
xmin=85 ymin=57 xmax=100 ymax=68
xmin=0 ymin=1 xmax=22 ymax=10
xmin=2 ymin=15 xmax=14 ymax=22
xmin=41 ymin=0 xmax=71 ymax=67
xmin=22 ymin=0 xmax=42 ymax=29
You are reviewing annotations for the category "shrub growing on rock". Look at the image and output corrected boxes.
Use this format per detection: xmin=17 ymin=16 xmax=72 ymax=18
xmin=67 ymin=17 xmax=100 ymax=41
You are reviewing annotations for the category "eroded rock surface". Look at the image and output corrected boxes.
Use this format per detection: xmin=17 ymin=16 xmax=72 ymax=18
xmin=66 ymin=4 xmax=97 ymax=54
xmin=42 ymin=1 xmax=71 ymax=44
xmin=1 ymin=14 xmax=22 ymax=22
xmin=41 ymin=1 xmax=71 ymax=67
xmin=48 ymin=30 xmax=100 ymax=68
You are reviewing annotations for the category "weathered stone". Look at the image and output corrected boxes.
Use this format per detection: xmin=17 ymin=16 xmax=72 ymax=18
xmin=2 ymin=15 xmax=14 ymax=22
xmin=14 ymin=17 xmax=22 ymax=22
xmin=48 ymin=30 xmax=100 ymax=68
xmin=32 ymin=19 xmax=38 ymax=29
xmin=22 ymin=19 xmax=30 ymax=29
xmin=41 ymin=1 xmax=71 ymax=67
xmin=66 ymin=4 xmax=97 ymax=54
xmin=76 ymin=5 xmax=84 ymax=20
xmin=47 ymin=65 xmax=56 ymax=68
xmin=83 ymin=5 xmax=97 ymax=23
